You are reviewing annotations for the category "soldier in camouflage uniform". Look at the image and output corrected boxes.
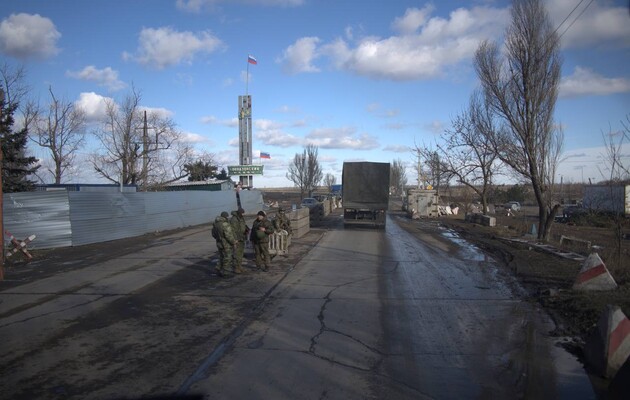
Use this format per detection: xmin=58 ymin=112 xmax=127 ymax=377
xmin=212 ymin=211 xmax=237 ymax=278
xmin=250 ymin=210 xmax=274 ymax=271
xmin=230 ymin=208 xmax=249 ymax=274
xmin=272 ymin=207 xmax=292 ymax=236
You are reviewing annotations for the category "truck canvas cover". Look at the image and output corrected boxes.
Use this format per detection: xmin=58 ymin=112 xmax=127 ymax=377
xmin=342 ymin=162 xmax=390 ymax=209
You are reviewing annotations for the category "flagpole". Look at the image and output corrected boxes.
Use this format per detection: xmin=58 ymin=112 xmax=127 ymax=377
xmin=246 ymin=56 xmax=249 ymax=95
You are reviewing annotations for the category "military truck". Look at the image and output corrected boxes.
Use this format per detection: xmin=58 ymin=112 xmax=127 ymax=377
xmin=342 ymin=161 xmax=390 ymax=228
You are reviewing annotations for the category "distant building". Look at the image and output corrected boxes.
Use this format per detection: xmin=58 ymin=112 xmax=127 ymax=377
xmin=163 ymin=179 xmax=234 ymax=192
xmin=36 ymin=184 xmax=137 ymax=192
xmin=583 ymin=184 xmax=630 ymax=215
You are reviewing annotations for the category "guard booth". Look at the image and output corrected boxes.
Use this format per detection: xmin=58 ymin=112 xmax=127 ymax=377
xmin=407 ymin=189 xmax=439 ymax=218
xmin=268 ymin=230 xmax=290 ymax=256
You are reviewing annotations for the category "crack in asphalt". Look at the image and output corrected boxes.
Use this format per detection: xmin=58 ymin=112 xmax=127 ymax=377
xmin=176 ymin=231 xmax=328 ymax=395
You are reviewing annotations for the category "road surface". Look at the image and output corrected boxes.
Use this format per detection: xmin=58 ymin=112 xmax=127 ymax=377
xmin=185 ymin=214 xmax=594 ymax=399
xmin=0 ymin=212 xmax=594 ymax=399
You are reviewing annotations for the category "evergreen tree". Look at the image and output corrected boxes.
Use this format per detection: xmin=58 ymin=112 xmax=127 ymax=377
xmin=0 ymin=97 xmax=39 ymax=192
xmin=183 ymin=160 xmax=217 ymax=181
xmin=216 ymin=168 xmax=228 ymax=180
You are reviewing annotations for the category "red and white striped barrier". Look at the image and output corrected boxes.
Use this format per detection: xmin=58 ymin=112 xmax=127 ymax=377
xmin=5 ymin=230 xmax=36 ymax=261
xmin=573 ymin=252 xmax=617 ymax=291
xmin=584 ymin=305 xmax=630 ymax=378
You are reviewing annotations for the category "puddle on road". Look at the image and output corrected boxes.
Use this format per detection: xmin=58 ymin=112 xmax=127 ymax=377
xmin=440 ymin=230 xmax=487 ymax=262
xmin=551 ymin=343 xmax=597 ymax=399
xmin=439 ymin=226 xmax=597 ymax=399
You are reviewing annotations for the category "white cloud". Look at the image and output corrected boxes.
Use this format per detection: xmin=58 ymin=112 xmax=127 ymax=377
xmin=277 ymin=37 xmax=321 ymax=74
xmin=257 ymin=134 xmax=301 ymax=148
xmin=66 ymin=66 xmax=126 ymax=91
xmin=0 ymin=13 xmax=60 ymax=60
xmin=75 ymin=92 xmax=112 ymax=122
xmin=126 ymin=27 xmax=223 ymax=69
xmin=255 ymin=129 xmax=302 ymax=148
xmin=383 ymin=145 xmax=412 ymax=153
xmin=306 ymin=127 xmax=380 ymax=150
xmin=139 ymin=106 xmax=174 ymax=120
xmin=255 ymin=119 xmax=285 ymax=131
xmin=227 ymin=137 xmax=240 ymax=147
xmin=275 ymin=105 xmax=299 ymax=113
xmin=366 ymin=102 xmax=399 ymax=118
xmin=560 ymin=67 xmax=630 ymax=98
xmin=392 ymin=5 xmax=435 ymax=35
xmin=201 ymin=115 xmax=238 ymax=127
xmin=547 ymin=0 xmax=630 ymax=49
xmin=558 ymin=143 xmax=630 ymax=183
xmin=282 ymin=5 xmax=508 ymax=81
xmin=425 ymin=120 xmax=444 ymax=134
xmin=176 ymin=0 xmax=304 ymax=13
xmin=180 ymin=131 xmax=209 ymax=144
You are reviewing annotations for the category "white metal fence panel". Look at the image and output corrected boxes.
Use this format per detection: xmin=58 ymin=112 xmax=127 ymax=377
xmin=238 ymin=190 xmax=264 ymax=214
xmin=3 ymin=191 xmax=72 ymax=249
xmin=2 ymin=189 xmax=264 ymax=250
xmin=69 ymin=192 xmax=147 ymax=246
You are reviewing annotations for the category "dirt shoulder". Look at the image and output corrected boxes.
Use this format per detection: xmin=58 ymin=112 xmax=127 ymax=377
xmin=413 ymin=212 xmax=630 ymax=346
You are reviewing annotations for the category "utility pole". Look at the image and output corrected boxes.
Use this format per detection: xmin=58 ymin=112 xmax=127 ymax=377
xmin=142 ymin=110 xmax=148 ymax=192
xmin=0 ymin=88 xmax=4 ymax=280
xmin=134 ymin=110 xmax=153 ymax=192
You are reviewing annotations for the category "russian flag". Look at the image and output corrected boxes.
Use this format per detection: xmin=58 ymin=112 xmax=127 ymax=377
xmin=260 ymin=152 xmax=270 ymax=159
xmin=248 ymin=55 xmax=258 ymax=65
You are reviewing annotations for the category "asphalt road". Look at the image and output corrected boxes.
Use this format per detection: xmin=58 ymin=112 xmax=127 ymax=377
xmin=0 ymin=210 xmax=595 ymax=399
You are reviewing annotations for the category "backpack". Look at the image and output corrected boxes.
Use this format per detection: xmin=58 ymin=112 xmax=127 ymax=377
xmin=211 ymin=224 xmax=220 ymax=240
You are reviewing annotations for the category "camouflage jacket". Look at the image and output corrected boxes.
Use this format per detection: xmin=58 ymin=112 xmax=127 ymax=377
xmin=250 ymin=218 xmax=274 ymax=243
xmin=230 ymin=211 xmax=249 ymax=241
xmin=213 ymin=215 xmax=236 ymax=248
xmin=272 ymin=213 xmax=292 ymax=234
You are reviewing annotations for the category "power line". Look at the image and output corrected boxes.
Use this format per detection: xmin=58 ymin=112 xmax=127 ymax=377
xmin=557 ymin=0 xmax=595 ymax=40
xmin=551 ymin=0 xmax=586 ymax=38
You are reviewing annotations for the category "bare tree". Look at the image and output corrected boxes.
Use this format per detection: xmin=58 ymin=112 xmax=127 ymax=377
xmin=598 ymin=114 xmax=630 ymax=272
xmin=30 ymin=86 xmax=86 ymax=184
xmin=286 ymin=144 xmax=323 ymax=199
xmin=90 ymin=88 xmax=185 ymax=189
xmin=0 ymin=63 xmax=29 ymax=110
xmin=323 ymin=172 xmax=336 ymax=193
xmin=599 ymin=114 xmax=630 ymax=183
xmin=390 ymin=158 xmax=407 ymax=197
xmin=438 ymin=92 xmax=500 ymax=214
xmin=474 ymin=0 xmax=562 ymax=240
xmin=414 ymin=144 xmax=451 ymax=191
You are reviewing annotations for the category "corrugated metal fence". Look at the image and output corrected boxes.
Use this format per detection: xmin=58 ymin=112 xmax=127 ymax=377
xmin=3 ymin=189 xmax=263 ymax=249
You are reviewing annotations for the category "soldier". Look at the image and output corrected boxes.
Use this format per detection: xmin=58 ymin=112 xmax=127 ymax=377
xmin=230 ymin=207 xmax=249 ymax=274
xmin=212 ymin=211 xmax=237 ymax=278
xmin=250 ymin=210 xmax=274 ymax=271
xmin=272 ymin=207 xmax=292 ymax=236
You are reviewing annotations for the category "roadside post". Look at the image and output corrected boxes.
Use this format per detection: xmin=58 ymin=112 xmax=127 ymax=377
xmin=0 ymin=88 xmax=4 ymax=280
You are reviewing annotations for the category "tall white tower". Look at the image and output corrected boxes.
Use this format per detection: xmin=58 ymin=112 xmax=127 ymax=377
xmin=238 ymin=95 xmax=253 ymax=187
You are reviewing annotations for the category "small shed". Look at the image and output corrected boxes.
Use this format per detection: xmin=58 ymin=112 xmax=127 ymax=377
xmin=36 ymin=183 xmax=137 ymax=193
xmin=164 ymin=179 xmax=234 ymax=192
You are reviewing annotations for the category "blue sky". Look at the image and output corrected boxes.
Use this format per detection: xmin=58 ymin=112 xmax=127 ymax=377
xmin=1 ymin=0 xmax=629 ymax=187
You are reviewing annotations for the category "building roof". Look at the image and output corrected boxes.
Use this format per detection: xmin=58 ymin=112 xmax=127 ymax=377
xmin=166 ymin=179 xmax=232 ymax=187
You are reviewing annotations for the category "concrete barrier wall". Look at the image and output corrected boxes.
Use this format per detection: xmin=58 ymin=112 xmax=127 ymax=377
xmin=465 ymin=213 xmax=496 ymax=227
xmin=288 ymin=207 xmax=310 ymax=238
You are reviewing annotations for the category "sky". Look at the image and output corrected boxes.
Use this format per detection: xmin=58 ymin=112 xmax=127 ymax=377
xmin=0 ymin=0 xmax=629 ymax=188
